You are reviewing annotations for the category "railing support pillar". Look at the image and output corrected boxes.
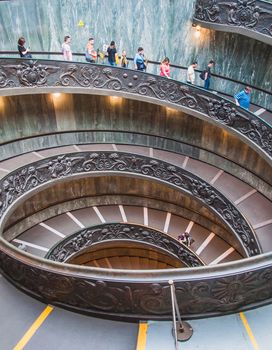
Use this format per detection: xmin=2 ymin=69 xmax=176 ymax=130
xmin=169 ymin=279 xmax=193 ymax=347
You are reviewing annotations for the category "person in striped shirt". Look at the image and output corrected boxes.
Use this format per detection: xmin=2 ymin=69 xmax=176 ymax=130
xmin=234 ymin=86 xmax=252 ymax=110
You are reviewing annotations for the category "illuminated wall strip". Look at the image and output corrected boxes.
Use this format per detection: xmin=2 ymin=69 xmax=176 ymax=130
xmin=13 ymin=239 xmax=49 ymax=252
xmin=143 ymin=207 xmax=148 ymax=226
xmin=66 ymin=211 xmax=85 ymax=228
xmin=39 ymin=223 xmax=65 ymax=238
xmin=93 ymin=206 xmax=106 ymax=223
xmin=196 ymin=232 xmax=215 ymax=255
xmin=163 ymin=212 xmax=171 ymax=233
xmin=182 ymin=156 xmax=189 ymax=168
xmin=119 ymin=205 xmax=127 ymax=222
xmin=209 ymin=247 xmax=235 ymax=265
xmin=210 ymin=169 xmax=224 ymax=185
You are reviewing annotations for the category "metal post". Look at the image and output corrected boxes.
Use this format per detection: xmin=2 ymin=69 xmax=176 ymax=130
xmin=168 ymin=280 xmax=193 ymax=343
xmin=169 ymin=280 xmax=179 ymax=350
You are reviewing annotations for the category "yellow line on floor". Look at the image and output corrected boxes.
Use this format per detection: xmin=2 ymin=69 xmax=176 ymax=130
xmin=136 ymin=322 xmax=148 ymax=350
xmin=239 ymin=312 xmax=260 ymax=350
xmin=13 ymin=305 xmax=54 ymax=350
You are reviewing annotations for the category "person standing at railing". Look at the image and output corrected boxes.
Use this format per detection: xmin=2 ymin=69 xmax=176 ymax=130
xmin=234 ymin=86 xmax=252 ymax=110
xmin=106 ymin=41 xmax=118 ymax=66
xmin=85 ymin=37 xmax=97 ymax=63
xmin=200 ymin=60 xmax=215 ymax=89
xmin=121 ymin=50 xmax=128 ymax=68
xmin=160 ymin=57 xmax=170 ymax=78
xmin=134 ymin=47 xmax=146 ymax=71
xmin=187 ymin=61 xmax=198 ymax=84
xmin=62 ymin=35 xmax=72 ymax=61
xmin=17 ymin=37 xmax=32 ymax=58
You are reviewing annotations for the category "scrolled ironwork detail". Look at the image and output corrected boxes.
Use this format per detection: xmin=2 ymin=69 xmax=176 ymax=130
xmin=0 ymin=151 xmax=261 ymax=256
xmin=0 ymin=58 xmax=270 ymax=160
xmin=45 ymin=223 xmax=204 ymax=267
xmin=1 ymin=249 xmax=272 ymax=319
xmin=193 ymin=0 xmax=272 ymax=43
xmin=2 ymin=60 xmax=60 ymax=86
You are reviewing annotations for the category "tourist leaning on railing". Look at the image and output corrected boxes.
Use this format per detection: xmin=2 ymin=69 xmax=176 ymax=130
xmin=187 ymin=61 xmax=198 ymax=84
xmin=160 ymin=57 xmax=170 ymax=78
xmin=234 ymin=86 xmax=252 ymax=110
xmin=106 ymin=41 xmax=118 ymax=66
xmin=17 ymin=37 xmax=32 ymax=58
xmin=200 ymin=60 xmax=215 ymax=90
xmin=85 ymin=37 xmax=97 ymax=63
xmin=134 ymin=47 xmax=146 ymax=71
xmin=61 ymin=35 xmax=72 ymax=61
xmin=121 ymin=50 xmax=128 ymax=68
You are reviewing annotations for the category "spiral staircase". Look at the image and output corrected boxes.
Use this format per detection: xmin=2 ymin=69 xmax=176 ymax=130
xmin=0 ymin=19 xmax=272 ymax=348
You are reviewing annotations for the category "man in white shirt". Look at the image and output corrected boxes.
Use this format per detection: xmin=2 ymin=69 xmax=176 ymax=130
xmin=62 ymin=35 xmax=72 ymax=61
xmin=187 ymin=61 xmax=198 ymax=84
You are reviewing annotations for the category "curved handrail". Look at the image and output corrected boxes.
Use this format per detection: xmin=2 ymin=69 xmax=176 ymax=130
xmin=0 ymin=151 xmax=259 ymax=256
xmin=193 ymin=0 xmax=272 ymax=45
xmin=0 ymin=58 xmax=271 ymax=165
xmin=0 ymin=51 xmax=271 ymax=111
xmin=45 ymin=223 xmax=205 ymax=267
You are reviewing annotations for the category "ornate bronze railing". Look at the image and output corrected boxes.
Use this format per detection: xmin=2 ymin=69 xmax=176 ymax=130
xmin=193 ymin=0 xmax=272 ymax=45
xmin=45 ymin=223 xmax=205 ymax=267
xmin=0 ymin=51 xmax=271 ymax=111
xmin=0 ymin=150 xmax=270 ymax=319
xmin=0 ymin=152 xmax=260 ymax=256
xmin=0 ymin=58 xmax=271 ymax=164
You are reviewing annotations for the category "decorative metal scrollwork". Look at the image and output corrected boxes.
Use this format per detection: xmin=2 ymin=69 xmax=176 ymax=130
xmin=193 ymin=0 xmax=272 ymax=42
xmin=0 ymin=152 xmax=261 ymax=256
xmin=0 ymin=58 xmax=270 ymax=160
xmin=45 ymin=223 xmax=204 ymax=267
xmin=2 ymin=60 xmax=60 ymax=86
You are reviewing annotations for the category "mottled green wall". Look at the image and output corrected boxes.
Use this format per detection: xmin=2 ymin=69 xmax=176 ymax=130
xmin=0 ymin=0 xmax=271 ymax=108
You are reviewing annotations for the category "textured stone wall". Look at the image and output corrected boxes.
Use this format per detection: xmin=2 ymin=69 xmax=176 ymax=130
xmin=0 ymin=0 xmax=271 ymax=108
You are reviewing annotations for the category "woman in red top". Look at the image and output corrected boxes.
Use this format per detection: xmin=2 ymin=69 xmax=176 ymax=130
xmin=160 ymin=57 xmax=170 ymax=78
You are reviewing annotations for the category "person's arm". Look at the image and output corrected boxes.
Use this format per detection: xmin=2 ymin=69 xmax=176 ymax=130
xmin=187 ymin=67 xmax=193 ymax=83
xmin=134 ymin=55 xmax=138 ymax=69
xmin=22 ymin=48 xmax=29 ymax=55
xmin=161 ymin=64 xmax=167 ymax=77
xmin=67 ymin=50 xmax=73 ymax=61
xmin=234 ymin=91 xmax=242 ymax=106
xmin=204 ymin=71 xmax=208 ymax=80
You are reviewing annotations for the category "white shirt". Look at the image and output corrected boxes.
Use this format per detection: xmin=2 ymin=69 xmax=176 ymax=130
xmin=187 ymin=65 xmax=195 ymax=84
xmin=62 ymin=42 xmax=72 ymax=61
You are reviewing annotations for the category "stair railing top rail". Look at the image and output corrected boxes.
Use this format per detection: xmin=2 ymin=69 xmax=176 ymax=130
xmin=0 ymin=51 xmax=271 ymax=111
xmin=0 ymin=58 xmax=271 ymax=165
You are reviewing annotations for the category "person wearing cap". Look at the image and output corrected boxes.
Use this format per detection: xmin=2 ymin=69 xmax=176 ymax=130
xmin=234 ymin=86 xmax=252 ymax=110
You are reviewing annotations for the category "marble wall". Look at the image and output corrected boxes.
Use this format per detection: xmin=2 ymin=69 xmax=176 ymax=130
xmin=0 ymin=0 xmax=271 ymax=108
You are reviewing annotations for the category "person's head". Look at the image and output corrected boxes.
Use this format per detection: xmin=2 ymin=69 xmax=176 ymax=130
xmin=64 ymin=35 xmax=71 ymax=43
xmin=192 ymin=61 xmax=198 ymax=68
xmin=138 ymin=47 xmax=144 ymax=55
xmin=162 ymin=57 xmax=170 ymax=64
xmin=122 ymin=50 xmax=126 ymax=56
xmin=110 ymin=40 xmax=115 ymax=47
xmin=18 ymin=37 xmax=26 ymax=46
xmin=245 ymin=86 xmax=252 ymax=94
xmin=88 ymin=37 xmax=94 ymax=45
xmin=208 ymin=59 xmax=215 ymax=67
